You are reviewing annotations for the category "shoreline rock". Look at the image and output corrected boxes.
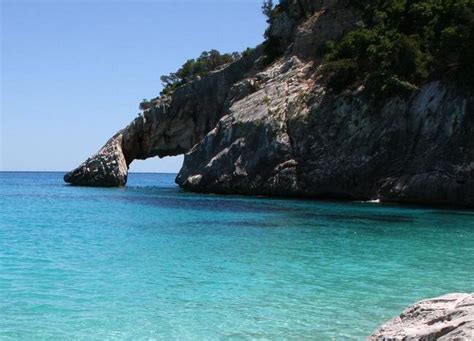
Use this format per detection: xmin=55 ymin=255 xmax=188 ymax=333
xmin=368 ymin=293 xmax=474 ymax=340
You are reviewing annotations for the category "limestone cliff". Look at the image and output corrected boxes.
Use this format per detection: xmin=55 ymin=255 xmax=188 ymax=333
xmin=64 ymin=47 xmax=261 ymax=186
xmin=64 ymin=0 xmax=474 ymax=207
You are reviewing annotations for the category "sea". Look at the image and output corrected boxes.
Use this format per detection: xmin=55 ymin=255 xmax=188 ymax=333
xmin=1 ymin=172 xmax=473 ymax=339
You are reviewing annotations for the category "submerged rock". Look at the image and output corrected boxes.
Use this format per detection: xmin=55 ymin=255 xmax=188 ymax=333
xmin=369 ymin=293 xmax=474 ymax=340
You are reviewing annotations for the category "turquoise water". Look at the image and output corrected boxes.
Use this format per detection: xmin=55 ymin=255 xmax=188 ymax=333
xmin=1 ymin=172 xmax=473 ymax=340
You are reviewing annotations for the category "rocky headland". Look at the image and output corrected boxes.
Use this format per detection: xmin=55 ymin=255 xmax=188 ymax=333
xmin=64 ymin=0 xmax=474 ymax=207
xmin=64 ymin=1 xmax=474 ymax=336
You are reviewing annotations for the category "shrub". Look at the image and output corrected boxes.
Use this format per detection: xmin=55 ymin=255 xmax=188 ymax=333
xmin=262 ymin=36 xmax=283 ymax=65
xmin=261 ymin=0 xmax=287 ymax=65
xmin=324 ymin=0 xmax=474 ymax=99
xmin=324 ymin=59 xmax=359 ymax=93
xmin=261 ymin=0 xmax=273 ymax=23
xmin=160 ymin=50 xmax=241 ymax=95
xmin=139 ymin=99 xmax=152 ymax=111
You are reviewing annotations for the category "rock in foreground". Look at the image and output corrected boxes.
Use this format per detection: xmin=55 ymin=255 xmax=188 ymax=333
xmin=369 ymin=293 xmax=474 ymax=340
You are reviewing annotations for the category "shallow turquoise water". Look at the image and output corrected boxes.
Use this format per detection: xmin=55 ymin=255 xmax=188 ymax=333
xmin=1 ymin=172 xmax=473 ymax=340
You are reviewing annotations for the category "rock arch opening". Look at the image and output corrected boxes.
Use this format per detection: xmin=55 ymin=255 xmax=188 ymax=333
xmin=64 ymin=47 xmax=261 ymax=187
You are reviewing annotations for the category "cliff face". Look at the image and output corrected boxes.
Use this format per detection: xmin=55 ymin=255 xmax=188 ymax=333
xmin=176 ymin=59 xmax=474 ymax=207
xmin=64 ymin=0 xmax=474 ymax=207
xmin=64 ymin=48 xmax=261 ymax=186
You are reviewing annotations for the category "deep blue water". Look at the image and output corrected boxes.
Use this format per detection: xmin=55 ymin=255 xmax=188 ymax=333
xmin=1 ymin=172 xmax=473 ymax=339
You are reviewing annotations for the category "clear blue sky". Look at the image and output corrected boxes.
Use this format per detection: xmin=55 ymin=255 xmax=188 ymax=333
xmin=1 ymin=0 xmax=267 ymax=173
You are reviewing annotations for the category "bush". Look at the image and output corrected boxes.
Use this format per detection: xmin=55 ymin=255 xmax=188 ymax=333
xmin=139 ymin=99 xmax=152 ymax=111
xmin=261 ymin=0 xmax=273 ymax=23
xmin=160 ymin=50 xmax=241 ymax=95
xmin=324 ymin=0 xmax=474 ymax=98
xmin=324 ymin=59 xmax=359 ymax=93
xmin=261 ymin=0 xmax=288 ymax=65
xmin=262 ymin=36 xmax=283 ymax=65
xmin=381 ymin=76 xmax=419 ymax=97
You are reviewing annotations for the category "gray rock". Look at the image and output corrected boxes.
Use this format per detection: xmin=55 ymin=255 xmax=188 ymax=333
xmin=176 ymin=56 xmax=474 ymax=207
xmin=369 ymin=293 xmax=474 ymax=340
xmin=63 ymin=133 xmax=128 ymax=187
xmin=64 ymin=47 xmax=262 ymax=186
xmin=64 ymin=1 xmax=474 ymax=208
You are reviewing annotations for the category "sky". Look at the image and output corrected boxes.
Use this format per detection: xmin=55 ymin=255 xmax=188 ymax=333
xmin=0 ymin=0 xmax=267 ymax=173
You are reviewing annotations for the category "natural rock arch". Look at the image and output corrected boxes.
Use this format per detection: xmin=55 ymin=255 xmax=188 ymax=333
xmin=64 ymin=0 xmax=474 ymax=208
xmin=64 ymin=49 xmax=261 ymax=187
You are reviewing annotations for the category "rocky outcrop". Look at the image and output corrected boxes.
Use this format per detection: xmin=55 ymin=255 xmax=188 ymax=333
xmin=64 ymin=132 xmax=128 ymax=187
xmin=65 ymin=0 xmax=474 ymax=207
xmin=369 ymin=293 xmax=474 ymax=340
xmin=64 ymin=48 xmax=261 ymax=186
xmin=176 ymin=57 xmax=474 ymax=207
xmin=265 ymin=0 xmax=359 ymax=59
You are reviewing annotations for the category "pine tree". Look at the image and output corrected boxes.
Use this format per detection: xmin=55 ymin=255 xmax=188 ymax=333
xmin=261 ymin=0 xmax=273 ymax=24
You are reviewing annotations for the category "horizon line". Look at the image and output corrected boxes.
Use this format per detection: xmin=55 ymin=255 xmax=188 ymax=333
xmin=0 ymin=170 xmax=178 ymax=174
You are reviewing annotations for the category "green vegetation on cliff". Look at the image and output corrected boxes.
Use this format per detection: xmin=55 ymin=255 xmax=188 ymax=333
xmin=261 ymin=0 xmax=289 ymax=65
xmin=160 ymin=50 xmax=241 ymax=95
xmin=158 ymin=0 xmax=473 ymax=100
xmin=324 ymin=0 xmax=474 ymax=97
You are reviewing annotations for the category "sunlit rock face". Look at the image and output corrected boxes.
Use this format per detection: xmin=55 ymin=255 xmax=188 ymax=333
xmin=176 ymin=59 xmax=474 ymax=207
xmin=64 ymin=133 xmax=128 ymax=187
xmin=65 ymin=0 xmax=474 ymax=207
xmin=64 ymin=48 xmax=261 ymax=187
xmin=369 ymin=293 xmax=474 ymax=340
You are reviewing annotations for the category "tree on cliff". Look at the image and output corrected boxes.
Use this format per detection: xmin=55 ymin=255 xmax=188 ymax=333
xmin=261 ymin=0 xmax=286 ymax=65
xmin=323 ymin=0 xmax=474 ymax=98
xmin=159 ymin=50 xmax=241 ymax=95
xmin=261 ymin=0 xmax=274 ymax=23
